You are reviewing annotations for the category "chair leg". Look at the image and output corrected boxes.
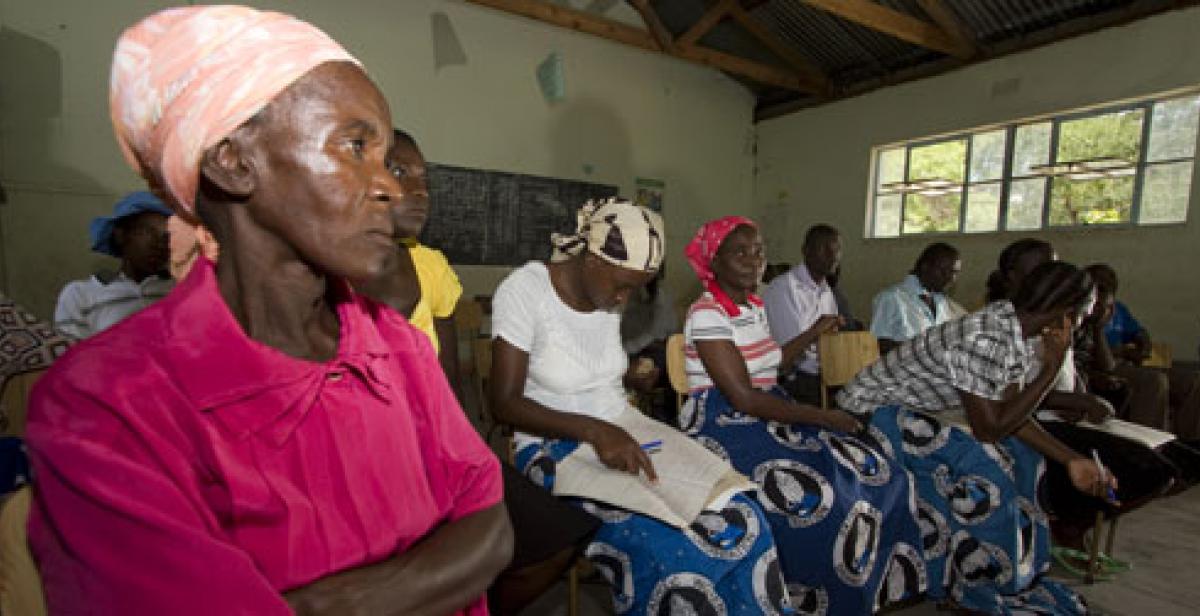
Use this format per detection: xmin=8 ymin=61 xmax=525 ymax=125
xmin=820 ymin=384 xmax=828 ymax=409
xmin=568 ymin=561 xmax=579 ymax=616
xmin=1086 ymin=510 xmax=1105 ymax=584
xmin=1105 ymin=515 xmax=1119 ymax=556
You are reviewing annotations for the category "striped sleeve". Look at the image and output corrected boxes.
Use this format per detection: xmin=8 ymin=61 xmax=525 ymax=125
xmin=685 ymin=301 xmax=733 ymax=343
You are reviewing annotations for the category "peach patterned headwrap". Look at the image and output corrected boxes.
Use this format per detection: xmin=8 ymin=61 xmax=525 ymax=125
xmin=109 ymin=5 xmax=360 ymax=216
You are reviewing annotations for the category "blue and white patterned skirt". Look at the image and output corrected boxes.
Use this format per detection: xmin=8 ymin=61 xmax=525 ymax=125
xmin=515 ymin=439 xmax=793 ymax=615
xmin=681 ymin=386 xmax=926 ymax=615
xmin=868 ymin=405 xmax=1088 ymax=615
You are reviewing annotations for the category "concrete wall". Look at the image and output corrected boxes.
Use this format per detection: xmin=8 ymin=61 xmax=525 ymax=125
xmin=0 ymin=0 xmax=756 ymax=318
xmin=755 ymin=8 xmax=1200 ymax=358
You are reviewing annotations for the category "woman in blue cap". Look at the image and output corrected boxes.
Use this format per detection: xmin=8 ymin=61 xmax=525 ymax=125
xmin=52 ymin=191 xmax=174 ymax=339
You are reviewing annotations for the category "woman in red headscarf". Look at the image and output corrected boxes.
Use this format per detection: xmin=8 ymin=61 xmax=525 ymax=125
xmin=680 ymin=217 xmax=925 ymax=614
xmin=26 ymin=6 xmax=510 ymax=615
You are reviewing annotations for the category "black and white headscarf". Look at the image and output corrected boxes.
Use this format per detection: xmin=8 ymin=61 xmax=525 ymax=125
xmin=550 ymin=198 xmax=665 ymax=273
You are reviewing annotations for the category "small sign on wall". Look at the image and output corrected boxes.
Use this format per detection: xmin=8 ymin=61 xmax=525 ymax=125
xmin=635 ymin=177 xmax=664 ymax=212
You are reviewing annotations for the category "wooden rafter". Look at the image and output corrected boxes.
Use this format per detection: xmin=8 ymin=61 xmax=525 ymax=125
xmin=627 ymin=0 xmax=675 ymax=53
xmin=678 ymin=0 xmax=736 ymax=47
xmin=464 ymin=0 xmax=823 ymax=92
xmin=727 ymin=2 xmax=830 ymax=93
xmin=801 ymin=0 xmax=974 ymax=59
xmin=915 ymin=0 xmax=979 ymax=58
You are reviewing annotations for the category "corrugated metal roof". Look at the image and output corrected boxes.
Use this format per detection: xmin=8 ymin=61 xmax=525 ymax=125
xmin=641 ymin=0 xmax=1188 ymax=117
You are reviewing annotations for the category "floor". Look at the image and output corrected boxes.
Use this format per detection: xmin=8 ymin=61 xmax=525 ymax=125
xmin=515 ymin=487 xmax=1200 ymax=616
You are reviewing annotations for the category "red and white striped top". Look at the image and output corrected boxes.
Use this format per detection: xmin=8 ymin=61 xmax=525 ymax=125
xmin=684 ymin=292 xmax=782 ymax=393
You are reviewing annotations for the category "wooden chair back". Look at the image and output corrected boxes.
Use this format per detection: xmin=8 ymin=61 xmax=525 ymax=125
xmin=817 ymin=331 xmax=880 ymax=408
xmin=0 ymin=486 xmax=46 ymax=616
xmin=1145 ymin=342 xmax=1173 ymax=369
xmin=665 ymin=334 xmax=688 ymax=408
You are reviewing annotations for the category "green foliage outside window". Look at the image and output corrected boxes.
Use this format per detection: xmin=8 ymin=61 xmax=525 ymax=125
xmin=870 ymin=93 xmax=1200 ymax=237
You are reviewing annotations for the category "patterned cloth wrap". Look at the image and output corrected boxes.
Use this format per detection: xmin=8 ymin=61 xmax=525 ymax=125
xmin=682 ymin=386 xmax=926 ymax=615
xmin=0 ymin=294 xmax=71 ymax=493
xmin=868 ymin=405 xmax=1088 ymax=615
xmin=550 ymin=198 xmax=665 ymax=273
xmin=515 ymin=441 xmax=793 ymax=615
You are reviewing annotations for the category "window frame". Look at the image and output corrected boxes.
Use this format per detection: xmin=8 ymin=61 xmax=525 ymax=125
xmin=866 ymin=90 xmax=1200 ymax=239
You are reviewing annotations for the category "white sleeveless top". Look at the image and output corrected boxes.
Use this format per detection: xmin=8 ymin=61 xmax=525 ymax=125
xmin=491 ymin=262 xmax=630 ymax=449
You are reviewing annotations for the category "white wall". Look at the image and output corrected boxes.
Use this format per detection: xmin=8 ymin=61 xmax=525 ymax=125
xmin=755 ymin=7 xmax=1200 ymax=358
xmin=0 ymin=0 xmax=756 ymax=318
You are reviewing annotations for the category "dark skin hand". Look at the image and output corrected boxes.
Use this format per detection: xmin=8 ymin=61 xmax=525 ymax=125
xmin=1041 ymin=391 xmax=1115 ymax=424
xmin=700 ymin=225 xmax=860 ymax=432
xmin=959 ymin=313 xmax=1071 ymax=443
xmin=196 ymin=61 xmax=511 ymax=614
xmin=490 ymin=255 xmax=659 ymax=483
xmin=286 ymin=506 xmax=513 ymax=616
xmin=491 ymin=338 xmax=658 ymax=483
xmin=958 ymin=311 xmax=1116 ymax=501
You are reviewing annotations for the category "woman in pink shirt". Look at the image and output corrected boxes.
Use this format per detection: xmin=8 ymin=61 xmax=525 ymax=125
xmin=26 ymin=6 xmax=511 ymax=615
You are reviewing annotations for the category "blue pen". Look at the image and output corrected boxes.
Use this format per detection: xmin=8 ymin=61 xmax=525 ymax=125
xmin=1091 ymin=449 xmax=1118 ymax=503
xmin=641 ymin=439 xmax=663 ymax=453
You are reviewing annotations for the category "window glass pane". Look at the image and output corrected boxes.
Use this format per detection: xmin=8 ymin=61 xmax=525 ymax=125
xmin=1139 ymin=161 xmax=1193 ymax=224
xmin=874 ymin=194 xmax=902 ymax=237
xmin=903 ymin=191 xmax=962 ymax=234
xmin=908 ymin=140 xmax=966 ymax=183
xmin=1013 ymin=122 xmax=1051 ymax=176
xmin=964 ymin=183 xmax=1001 ymax=232
xmin=1006 ymin=178 xmax=1045 ymax=230
xmin=969 ymin=130 xmax=1006 ymax=182
xmin=1148 ymin=95 xmax=1200 ymax=162
xmin=1057 ymin=109 xmax=1143 ymax=164
xmin=1049 ymin=176 xmax=1133 ymax=226
xmin=877 ymin=148 xmax=905 ymax=190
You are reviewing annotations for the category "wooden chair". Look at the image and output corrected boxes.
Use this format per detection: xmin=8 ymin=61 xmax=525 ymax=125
xmin=817 ymin=331 xmax=881 ymax=408
xmin=1 ymin=371 xmax=45 ymax=438
xmin=0 ymin=486 xmax=44 ymax=616
xmin=0 ymin=371 xmax=47 ymax=615
xmin=1144 ymin=341 xmax=1173 ymax=369
xmin=665 ymin=334 xmax=688 ymax=410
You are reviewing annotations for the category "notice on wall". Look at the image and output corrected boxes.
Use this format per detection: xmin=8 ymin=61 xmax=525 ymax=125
xmin=635 ymin=177 xmax=664 ymax=212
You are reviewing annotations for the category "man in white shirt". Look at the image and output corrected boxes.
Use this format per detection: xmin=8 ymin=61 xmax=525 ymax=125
xmin=762 ymin=224 xmax=844 ymax=405
xmin=870 ymin=242 xmax=961 ymax=354
xmin=54 ymin=192 xmax=174 ymax=339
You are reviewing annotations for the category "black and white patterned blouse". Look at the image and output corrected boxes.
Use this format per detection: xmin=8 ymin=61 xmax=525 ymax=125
xmin=837 ymin=301 xmax=1035 ymax=417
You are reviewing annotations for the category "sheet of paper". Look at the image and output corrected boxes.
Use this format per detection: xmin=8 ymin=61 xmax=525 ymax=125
xmin=1036 ymin=411 xmax=1176 ymax=449
xmin=553 ymin=407 xmax=754 ymax=528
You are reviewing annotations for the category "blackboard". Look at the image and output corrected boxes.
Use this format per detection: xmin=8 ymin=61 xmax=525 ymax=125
xmin=419 ymin=163 xmax=619 ymax=266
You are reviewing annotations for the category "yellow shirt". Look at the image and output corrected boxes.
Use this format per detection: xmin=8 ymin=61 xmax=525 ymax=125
xmin=405 ymin=242 xmax=462 ymax=352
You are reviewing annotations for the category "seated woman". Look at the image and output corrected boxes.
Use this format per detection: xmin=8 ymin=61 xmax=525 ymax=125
xmin=984 ymin=243 xmax=1185 ymax=560
xmin=26 ymin=7 xmax=511 ymax=614
xmin=681 ymin=217 xmax=924 ymax=614
xmin=837 ymin=261 xmax=1110 ymax=614
xmin=357 ymin=129 xmax=601 ymax=614
xmin=490 ymin=200 xmax=792 ymax=615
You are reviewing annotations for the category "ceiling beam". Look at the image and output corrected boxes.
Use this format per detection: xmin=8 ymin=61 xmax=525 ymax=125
xmin=727 ymin=2 xmax=830 ymax=93
xmin=916 ymin=0 xmax=979 ymax=58
xmin=463 ymin=0 xmax=823 ymax=92
xmin=627 ymin=0 xmax=675 ymax=53
xmin=757 ymin=0 xmax=1200 ymax=121
xmin=801 ymin=0 xmax=974 ymax=58
xmin=678 ymin=0 xmax=736 ymax=47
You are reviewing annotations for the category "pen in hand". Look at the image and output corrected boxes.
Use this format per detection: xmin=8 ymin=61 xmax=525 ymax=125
xmin=641 ymin=440 xmax=663 ymax=455
xmin=1091 ymin=448 xmax=1119 ymax=504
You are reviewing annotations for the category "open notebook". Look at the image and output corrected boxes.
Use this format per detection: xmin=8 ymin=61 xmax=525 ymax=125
xmin=1036 ymin=411 xmax=1176 ymax=449
xmin=553 ymin=407 xmax=755 ymax=529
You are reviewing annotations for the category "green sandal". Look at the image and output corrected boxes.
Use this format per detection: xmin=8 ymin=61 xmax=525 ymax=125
xmin=1051 ymin=546 xmax=1132 ymax=580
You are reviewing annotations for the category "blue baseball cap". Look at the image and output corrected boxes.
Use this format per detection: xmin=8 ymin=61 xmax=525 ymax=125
xmin=89 ymin=191 xmax=173 ymax=257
